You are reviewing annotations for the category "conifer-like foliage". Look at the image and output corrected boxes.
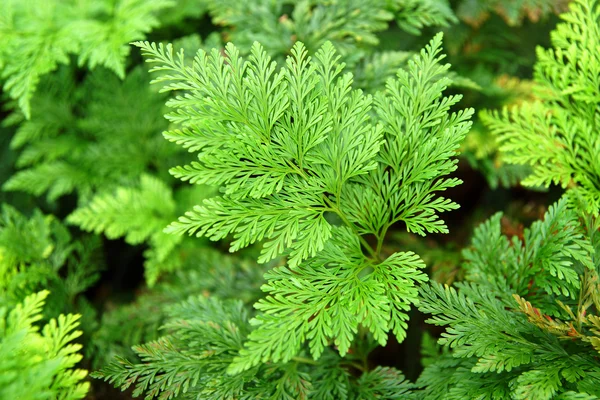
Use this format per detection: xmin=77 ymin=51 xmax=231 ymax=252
xmin=482 ymin=0 xmax=600 ymax=215
xmin=94 ymin=294 xmax=416 ymax=399
xmin=0 ymin=290 xmax=89 ymax=399
xmin=131 ymin=33 xmax=472 ymax=373
xmin=88 ymin=248 xmax=266 ymax=367
xmin=417 ymin=197 xmax=600 ymax=399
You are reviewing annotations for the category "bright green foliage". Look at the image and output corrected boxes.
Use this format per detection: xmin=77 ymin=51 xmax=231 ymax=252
xmin=462 ymin=197 xmax=594 ymax=314
xmin=68 ymin=175 xmax=218 ymax=285
xmin=0 ymin=0 xmax=173 ymax=118
xmin=0 ymin=204 xmax=103 ymax=316
xmin=4 ymin=66 xmax=175 ymax=202
xmin=482 ymin=0 xmax=600 ymax=215
xmin=94 ymin=295 xmax=414 ymax=399
xmin=136 ymin=33 xmax=470 ymax=263
xmin=133 ymin=33 xmax=471 ymax=369
xmin=1 ymin=0 xmax=590 ymax=398
xmin=68 ymin=175 xmax=175 ymax=245
xmin=0 ymin=290 xmax=89 ymax=399
xmin=228 ymin=227 xmax=427 ymax=372
xmin=416 ymin=197 xmax=600 ymax=399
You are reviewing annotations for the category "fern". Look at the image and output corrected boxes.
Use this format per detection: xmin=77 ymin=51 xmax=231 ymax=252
xmin=390 ymin=0 xmax=457 ymax=35
xmin=4 ymin=66 xmax=175 ymax=202
xmin=201 ymin=0 xmax=457 ymax=71
xmin=203 ymin=0 xmax=404 ymax=58
xmin=462 ymin=197 xmax=593 ymax=314
xmin=482 ymin=0 xmax=600 ymax=215
xmin=68 ymin=175 xmax=217 ymax=285
xmin=417 ymin=197 xmax=600 ymax=399
xmin=2 ymin=0 xmax=592 ymax=398
xmin=89 ymin=248 xmax=267 ymax=367
xmin=0 ymin=290 xmax=89 ymax=399
xmin=129 ymin=32 xmax=472 ymax=378
xmin=94 ymin=294 xmax=415 ymax=399
xmin=0 ymin=204 xmax=103 ymax=317
xmin=416 ymin=3 xmax=600 ymax=397
xmin=0 ymin=0 xmax=172 ymax=118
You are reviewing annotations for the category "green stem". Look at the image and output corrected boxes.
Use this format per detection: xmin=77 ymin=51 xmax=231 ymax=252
xmin=375 ymin=223 xmax=390 ymax=257
xmin=292 ymin=356 xmax=319 ymax=366
xmin=323 ymin=195 xmax=378 ymax=260
xmin=342 ymin=361 xmax=367 ymax=373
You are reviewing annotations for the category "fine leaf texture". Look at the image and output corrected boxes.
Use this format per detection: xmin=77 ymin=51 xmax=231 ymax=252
xmin=482 ymin=0 xmax=600 ymax=216
xmin=135 ymin=33 xmax=471 ymax=370
xmin=417 ymin=196 xmax=600 ymax=399
xmin=0 ymin=290 xmax=89 ymax=400
xmin=0 ymin=0 xmax=172 ymax=118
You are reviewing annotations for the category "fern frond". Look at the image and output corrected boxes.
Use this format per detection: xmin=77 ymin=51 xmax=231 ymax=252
xmin=0 ymin=0 xmax=172 ymax=117
xmin=135 ymin=33 xmax=471 ymax=370
xmin=483 ymin=0 xmax=600 ymax=215
xmin=0 ymin=291 xmax=89 ymax=400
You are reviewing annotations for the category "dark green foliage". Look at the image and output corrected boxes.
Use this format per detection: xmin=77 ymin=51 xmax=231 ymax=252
xmin=94 ymin=295 xmax=415 ymax=399
xmin=417 ymin=197 xmax=600 ymax=399
xmin=414 ymin=3 xmax=600 ymax=397
xmin=89 ymin=248 xmax=267 ymax=367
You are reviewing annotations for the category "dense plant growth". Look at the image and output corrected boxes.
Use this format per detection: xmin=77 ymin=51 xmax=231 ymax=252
xmin=1 ymin=0 xmax=598 ymax=399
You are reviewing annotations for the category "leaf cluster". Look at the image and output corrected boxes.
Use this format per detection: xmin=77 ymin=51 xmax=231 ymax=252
xmin=0 ymin=291 xmax=89 ymax=399
xmin=132 ymin=32 xmax=471 ymax=372
xmin=0 ymin=0 xmax=173 ymax=117
xmin=3 ymin=67 xmax=176 ymax=203
xmin=482 ymin=0 xmax=600 ymax=215
xmin=89 ymin=248 xmax=267 ymax=367
xmin=417 ymin=196 xmax=600 ymax=399
xmin=0 ymin=204 xmax=103 ymax=318
xmin=94 ymin=295 xmax=416 ymax=400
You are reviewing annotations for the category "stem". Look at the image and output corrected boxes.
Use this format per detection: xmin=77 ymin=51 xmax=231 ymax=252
xmin=342 ymin=361 xmax=366 ymax=372
xmin=292 ymin=356 xmax=319 ymax=366
xmin=323 ymin=195 xmax=378 ymax=260
xmin=375 ymin=223 xmax=390 ymax=256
